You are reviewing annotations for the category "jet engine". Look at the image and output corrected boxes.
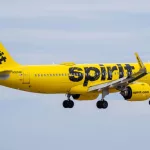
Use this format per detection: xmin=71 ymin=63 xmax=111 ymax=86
xmin=120 ymin=83 xmax=150 ymax=101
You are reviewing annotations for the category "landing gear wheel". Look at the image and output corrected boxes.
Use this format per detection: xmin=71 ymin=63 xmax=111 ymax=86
xmin=96 ymin=101 xmax=103 ymax=109
xmin=63 ymin=100 xmax=69 ymax=108
xmin=96 ymin=100 xmax=108 ymax=109
xmin=68 ymin=100 xmax=74 ymax=108
xmin=63 ymin=100 xmax=74 ymax=108
xmin=102 ymin=100 xmax=108 ymax=109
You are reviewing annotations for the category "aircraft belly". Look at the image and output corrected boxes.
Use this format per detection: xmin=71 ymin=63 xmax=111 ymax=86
xmin=29 ymin=78 xmax=80 ymax=94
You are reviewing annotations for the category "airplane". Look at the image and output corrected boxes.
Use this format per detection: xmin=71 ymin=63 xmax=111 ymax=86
xmin=0 ymin=42 xmax=150 ymax=109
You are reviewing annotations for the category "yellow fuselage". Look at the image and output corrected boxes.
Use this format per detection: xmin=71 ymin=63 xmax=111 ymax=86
xmin=0 ymin=63 xmax=150 ymax=95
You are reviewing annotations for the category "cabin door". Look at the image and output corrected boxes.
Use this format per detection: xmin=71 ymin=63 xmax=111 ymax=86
xmin=23 ymin=70 xmax=30 ymax=84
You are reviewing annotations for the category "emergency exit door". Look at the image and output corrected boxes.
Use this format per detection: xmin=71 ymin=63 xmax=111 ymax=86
xmin=23 ymin=70 xmax=30 ymax=84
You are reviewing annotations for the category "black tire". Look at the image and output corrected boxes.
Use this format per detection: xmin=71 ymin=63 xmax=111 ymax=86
xmin=96 ymin=101 xmax=103 ymax=109
xmin=149 ymin=101 xmax=150 ymax=105
xmin=102 ymin=101 xmax=108 ymax=109
xmin=68 ymin=100 xmax=74 ymax=108
xmin=63 ymin=100 xmax=69 ymax=108
xmin=96 ymin=100 xmax=108 ymax=109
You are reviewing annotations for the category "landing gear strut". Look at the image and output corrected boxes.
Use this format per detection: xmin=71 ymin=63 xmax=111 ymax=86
xmin=63 ymin=94 xmax=74 ymax=108
xmin=97 ymin=88 xmax=109 ymax=109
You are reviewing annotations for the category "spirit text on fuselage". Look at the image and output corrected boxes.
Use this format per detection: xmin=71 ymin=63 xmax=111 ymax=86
xmin=69 ymin=64 xmax=135 ymax=86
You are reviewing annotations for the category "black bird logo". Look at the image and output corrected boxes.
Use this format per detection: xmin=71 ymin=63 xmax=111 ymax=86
xmin=0 ymin=51 xmax=7 ymax=64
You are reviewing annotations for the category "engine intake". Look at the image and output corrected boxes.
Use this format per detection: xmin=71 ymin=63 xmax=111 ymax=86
xmin=120 ymin=83 xmax=150 ymax=101
xmin=121 ymin=87 xmax=132 ymax=100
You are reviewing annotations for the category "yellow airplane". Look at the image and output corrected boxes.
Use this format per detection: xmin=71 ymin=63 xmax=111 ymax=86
xmin=0 ymin=42 xmax=150 ymax=109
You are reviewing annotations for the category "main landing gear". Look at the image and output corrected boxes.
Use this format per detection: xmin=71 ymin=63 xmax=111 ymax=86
xmin=96 ymin=88 xmax=109 ymax=109
xmin=63 ymin=89 xmax=109 ymax=109
xmin=96 ymin=100 xmax=108 ymax=109
xmin=63 ymin=94 xmax=74 ymax=108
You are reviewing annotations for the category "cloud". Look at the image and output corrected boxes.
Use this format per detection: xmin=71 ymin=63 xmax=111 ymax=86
xmin=1 ymin=0 xmax=150 ymax=18
xmin=0 ymin=28 xmax=133 ymax=42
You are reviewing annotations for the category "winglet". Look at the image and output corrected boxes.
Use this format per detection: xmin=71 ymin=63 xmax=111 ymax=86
xmin=135 ymin=52 xmax=146 ymax=69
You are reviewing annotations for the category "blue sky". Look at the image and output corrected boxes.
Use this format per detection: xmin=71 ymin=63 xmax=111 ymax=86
xmin=0 ymin=0 xmax=150 ymax=150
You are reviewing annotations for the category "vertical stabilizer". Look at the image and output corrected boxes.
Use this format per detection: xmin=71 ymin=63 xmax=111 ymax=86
xmin=0 ymin=43 xmax=20 ymax=67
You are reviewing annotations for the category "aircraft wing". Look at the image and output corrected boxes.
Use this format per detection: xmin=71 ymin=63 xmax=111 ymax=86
xmin=88 ymin=53 xmax=147 ymax=92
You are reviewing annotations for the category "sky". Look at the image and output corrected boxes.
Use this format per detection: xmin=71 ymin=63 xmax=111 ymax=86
xmin=0 ymin=0 xmax=150 ymax=150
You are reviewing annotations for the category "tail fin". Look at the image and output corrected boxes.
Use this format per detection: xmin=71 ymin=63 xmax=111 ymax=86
xmin=0 ymin=43 xmax=20 ymax=67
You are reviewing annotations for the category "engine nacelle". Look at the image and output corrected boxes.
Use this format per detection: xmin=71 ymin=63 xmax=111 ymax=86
xmin=72 ymin=93 xmax=99 ymax=101
xmin=120 ymin=83 xmax=150 ymax=101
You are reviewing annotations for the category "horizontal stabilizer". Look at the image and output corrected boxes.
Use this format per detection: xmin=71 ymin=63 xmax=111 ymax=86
xmin=0 ymin=69 xmax=12 ymax=73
